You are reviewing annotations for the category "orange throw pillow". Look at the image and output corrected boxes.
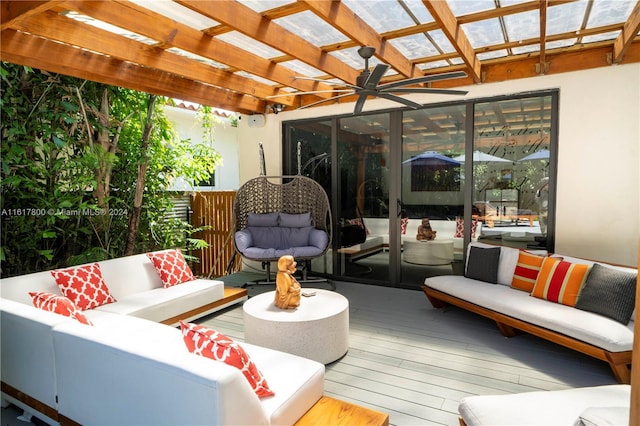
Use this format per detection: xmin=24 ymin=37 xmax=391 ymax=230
xmin=531 ymin=257 xmax=590 ymax=306
xmin=511 ymin=251 xmax=546 ymax=292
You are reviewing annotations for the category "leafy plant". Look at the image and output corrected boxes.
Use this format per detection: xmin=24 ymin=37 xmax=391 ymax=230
xmin=0 ymin=63 xmax=221 ymax=277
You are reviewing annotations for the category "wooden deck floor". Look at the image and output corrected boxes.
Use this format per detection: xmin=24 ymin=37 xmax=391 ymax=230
xmin=198 ymin=281 xmax=617 ymax=426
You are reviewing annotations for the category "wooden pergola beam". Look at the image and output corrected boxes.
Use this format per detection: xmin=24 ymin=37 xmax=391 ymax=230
xmin=422 ymin=0 xmax=482 ymax=83
xmin=176 ymin=0 xmax=360 ymax=85
xmin=612 ymin=0 xmax=640 ymax=63
xmin=13 ymin=8 xmax=294 ymax=106
xmin=301 ymin=0 xmax=419 ymax=78
xmin=539 ymin=0 xmax=548 ymax=74
xmin=64 ymin=0 xmax=332 ymax=101
xmin=0 ymin=0 xmax=62 ymax=30
xmin=0 ymin=29 xmax=263 ymax=114
xmin=483 ymin=42 xmax=640 ymax=82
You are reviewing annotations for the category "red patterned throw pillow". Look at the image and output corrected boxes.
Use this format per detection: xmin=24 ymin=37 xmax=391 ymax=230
xmin=180 ymin=322 xmax=274 ymax=398
xmin=147 ymin=249 xmax=195 ymax=288
xmin=29 ymin=291 xmax=93 ymax=325
xmin=400 ymin=217 xmax=409 ymax=235
xmin=51 ymin=263 xmax=116 ymax=311
xmin=454 ymin=218 xmax=478 ymax=238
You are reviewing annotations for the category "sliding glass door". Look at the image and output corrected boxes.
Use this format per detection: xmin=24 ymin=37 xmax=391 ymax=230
xmin=335 ymin=113 xmax=392 ymax=282
xmin=472 ymin=95 xmax=555 ymax=250
xmin=283 ymin=90 xmax=557 ymax=288
xmin=399 ymin=104 xmax=467 ymax=285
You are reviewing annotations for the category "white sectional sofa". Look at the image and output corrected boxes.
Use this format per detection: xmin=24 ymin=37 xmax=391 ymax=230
xmin=0 ymin=251 xmax=246 ymax=326
xmin=459 ymin=384 xmax=630 ymax=426
xmin=422 ymin=242 xmax=635 ymax=384
xmin=0 ymin=251 xmax=327 ymax=425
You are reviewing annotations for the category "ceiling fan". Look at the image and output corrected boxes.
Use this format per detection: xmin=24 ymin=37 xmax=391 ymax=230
xmin=274 ymin=46 xmax=469 ymax=114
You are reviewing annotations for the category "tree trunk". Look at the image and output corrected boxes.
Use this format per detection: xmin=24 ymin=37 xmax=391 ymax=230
xmin=95 ymin=88 xmax=112 ymax=210
xmin=125 ymin=95 xmax=157 ymax=255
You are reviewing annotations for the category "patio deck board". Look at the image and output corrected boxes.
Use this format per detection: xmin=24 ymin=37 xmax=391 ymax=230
xmin=194 ymin=281 xmax=616 ymax=425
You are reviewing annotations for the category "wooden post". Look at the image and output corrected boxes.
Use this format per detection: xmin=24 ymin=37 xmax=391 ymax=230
xmin=630 ymin=240 xmax=639 ymax=425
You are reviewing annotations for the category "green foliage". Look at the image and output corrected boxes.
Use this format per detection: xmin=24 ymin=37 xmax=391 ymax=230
xmin=1 ymin=63 xmax=220 ymax=276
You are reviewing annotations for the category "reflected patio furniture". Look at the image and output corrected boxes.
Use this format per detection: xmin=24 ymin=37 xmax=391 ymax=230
xmin=472 ymin=201 xmax=497 ymax=227
xmin=403 ymin=239 xmax=454 ymax=266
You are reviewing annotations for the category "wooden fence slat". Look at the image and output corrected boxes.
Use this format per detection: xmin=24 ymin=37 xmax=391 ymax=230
xmin=191 ymin=191 xmax=240 ymax=278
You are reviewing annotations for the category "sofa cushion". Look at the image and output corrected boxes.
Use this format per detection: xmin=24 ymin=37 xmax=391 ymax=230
xmin=246 ymin=226 xmax=279 ymax=248
xmin=29 ymin=292 xmax=93 ymax=325
xmin=246 ymin=226 xmax=313 ymax=250
xmin=96 ymin=253 xmax=164 ymax=299
xmin=51 ymin=263 xmax=116 ymax=310
xmin=52 ymin=316 xmax=271 ymax=425
xmin=247 ymin=212 xmax=279 ymax=226
xmin=465 ymin=246 xmax=500 ymax=283
xmin=147 ymin=249 xmax=195 ymax=288
xmin=424 ymin=275 xmax=634 ymax=352
xmin=575 ymin=263 xmax=637 ymax=324
xmin=180 ymin=322 xmax=274 ymax=398
xmin=458 ymin=384 xmax=630 ymax=426
xmin=95 ymin=278 xmax=225 ymax=324
xmin=576 ymin=406 xmax=629 ymax=426
xmin=283 ymin=226 xmax=315 ymax=247
xmin=309 ymin=228 xmax=329 ymax=250
xmin=279 ymin=212 xmax=312 ymax=227
xmin=511 ymin=251 xmax=546 ymax=292
xmin=531 ymin=257 xmax=590 ymax=306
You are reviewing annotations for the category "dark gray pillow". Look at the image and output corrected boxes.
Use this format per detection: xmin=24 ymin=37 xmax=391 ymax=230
xmin=465 ymin=246 xmax=501 ymax=283
xmin=575 ymin=263 xmax=637 ymax=324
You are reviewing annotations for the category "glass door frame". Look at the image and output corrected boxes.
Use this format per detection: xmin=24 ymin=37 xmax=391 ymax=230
xmin=282 ymin=89 xmax=558 ymax=287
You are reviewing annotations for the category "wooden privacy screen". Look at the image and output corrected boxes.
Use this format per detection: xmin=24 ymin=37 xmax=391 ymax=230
xmin=190 ymin=191 xmax=241 ymax=278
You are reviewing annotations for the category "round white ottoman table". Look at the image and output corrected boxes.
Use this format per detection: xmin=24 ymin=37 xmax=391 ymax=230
xmin=403 ymin=239 xmax=454 ymax=265
xmin=243 ymin=289 xmax=349 ymax=364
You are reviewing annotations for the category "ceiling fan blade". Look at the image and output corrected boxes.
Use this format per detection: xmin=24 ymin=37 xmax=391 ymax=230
xmin=381 ymin=87 xmax=469 ymax=95
xmin=292 ymin=75 xmax=360 ymax=90
xmin=298 ymin=92 xmax=355 ymax=110
xmin=377 ymin=71 xmax=467 ymax=90
xmin=353 ymin=94 xmax=369 ymax=114
xmin=364 ymin=64 xmax=389 ymax=89
xmin=376 ymin=92 xmax=423 ymax=109
xmin=266 ymin=89 xmax=353 ymax=99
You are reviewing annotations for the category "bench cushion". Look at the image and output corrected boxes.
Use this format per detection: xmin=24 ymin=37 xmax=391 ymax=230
xmin=459 ymin=385 xmax=630 ymax=426
xmin=94 ymin=278 xmax=224 ymax=323
xmin=425 ymin=275 xmax=633 ymax=352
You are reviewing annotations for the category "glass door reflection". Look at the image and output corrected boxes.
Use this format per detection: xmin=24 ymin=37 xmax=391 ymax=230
xmin=399 ymin=105 xmax=467 ymax=286
xmin=336 ymin=113 xmax=391 ymax=283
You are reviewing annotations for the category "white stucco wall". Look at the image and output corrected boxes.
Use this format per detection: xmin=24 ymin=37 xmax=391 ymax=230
xmin=164 ymin=105 xmax=239 ymax=191
xmin=235 ymin=63 xmax=639 ymax=267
